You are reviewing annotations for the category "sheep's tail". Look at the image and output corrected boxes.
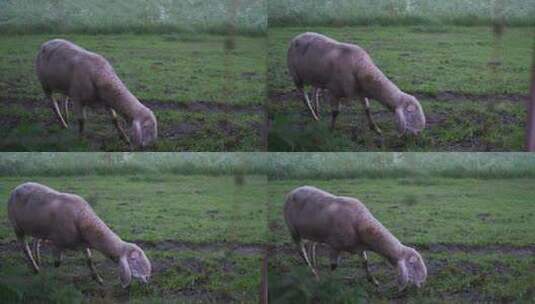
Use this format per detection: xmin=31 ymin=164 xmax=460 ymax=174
xmin=283 ymin=193 xmax=300 ymax=244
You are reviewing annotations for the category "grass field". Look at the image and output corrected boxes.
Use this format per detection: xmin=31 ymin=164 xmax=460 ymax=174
xmin=0 ymin=174 xmax=267 ymax=303
xmin=267 ymin=177 xmax=535 ymax=303
xmin=267 ymin=26 xmax=534 ymax=151
xmin=269 ymin=0 xmax=535 ymax=27
xmin=0 ymin=33 xmax=266 ymax=151
xmin=0 ymin=0 xmax=267 ymax=35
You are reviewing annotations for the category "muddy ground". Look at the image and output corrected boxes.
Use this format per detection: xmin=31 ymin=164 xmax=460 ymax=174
xmin=0 ymin=98 xmax=266 ymax=151
xmin=268 ymin=89 xmax=528 ymax=151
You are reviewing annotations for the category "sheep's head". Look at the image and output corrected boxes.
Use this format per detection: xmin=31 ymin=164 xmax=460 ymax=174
xmin=131 ymin=110 xmax=157 ymax=149
xmin=396 ymin=246 xmax=427 ymax=291
xmin=394 ymin=94 xmax=425 ymax=135
xmin=119 ymin=243 xmax=152 ymax=288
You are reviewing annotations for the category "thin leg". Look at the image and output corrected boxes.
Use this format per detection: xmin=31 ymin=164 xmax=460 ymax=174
xmin=53 ymin=247 xmax=64 ymax=268
xmin=109 ymin=108 xmax=131 ymax=145
xmin=329 ymin=248 xmax=340 ymax=271
xmin=361 ymin=97 xmax=382 ymax=135
xmin=49 ymin=94 xmax=68 ymax=129
xmin=299 ymin=241 xmax=319 ymax=280
xmin=85 ymin=248 xmax=104 ymax=285
xmin=330 ymin=99 xmax=341 ymax=130
xmin=32 ymin=238 xmax=41 ymax=267
xmin=21 ymin=239 xmax=39 ymax=273
xmin=313 ymin=88 xmax=321 ymax=119
xmin=74 ymin=102 xmax=87 ymax=136
xmin=311 ymin=242 xmax=318 ymax=267
xmin=362 ymin=251 xmax=379 ymax=286
xmin=298 ymin=87 xmax=319 ymax=121
xmin=62 ymin=96 xmax=70 ymax=124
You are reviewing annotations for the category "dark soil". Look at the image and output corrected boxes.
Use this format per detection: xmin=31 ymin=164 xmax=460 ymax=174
xmin=268 ymin=89 xmax=528 ymax=105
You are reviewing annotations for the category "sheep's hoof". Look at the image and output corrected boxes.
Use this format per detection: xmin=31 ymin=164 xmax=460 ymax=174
xmin=369 ymin=277 xmax=380 ymax=287
xmin=93 ymin=275 xmax=104 ymax=285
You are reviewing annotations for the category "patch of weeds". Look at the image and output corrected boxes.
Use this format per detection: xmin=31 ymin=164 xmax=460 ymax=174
xmin=85 ymin=193 xmax=99 ymax=207
xmin=0 ymin=266 xmax=83 ymax=304
xmin=400 ymin=194 xmax=419 ymax=206
xmin=268 ymin=267 xmax=367 ymax=304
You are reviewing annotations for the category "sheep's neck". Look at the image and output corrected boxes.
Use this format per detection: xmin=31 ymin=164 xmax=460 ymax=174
xmin=359 ymin=63 xmax=402 ymax=111
xmin=78 ymin=208 xmax=126 ymax=259
xmin=98 ymin=74 xmax=149 ymax=123
xmin=360 ymin=219 xmax=405 ymax=264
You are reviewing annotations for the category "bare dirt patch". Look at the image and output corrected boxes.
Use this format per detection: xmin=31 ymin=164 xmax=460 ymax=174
xmin=0 ymin=240 xmax=265 ymax=257
xmin=270 ymin=242 xmax=535 ymax=257
xmin=268 ymin=89 xmax=528 ymax=105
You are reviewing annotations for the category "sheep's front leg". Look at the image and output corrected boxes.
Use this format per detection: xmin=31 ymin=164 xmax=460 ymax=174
xmin=109 ymin=108 xmax=131 ymax=146
xmin=329 ymin=97 xmax=341 ymax=131
xmin=360 ymin=97 xmax=382 ymax=135
xmin=85 ymin=248 xmax=104 ymax=285
xmin=73 ymin=102 xmax=87 ymax=136
xmin=361 ymin=251 xmax=379 ymax=287
xmin=20 ymin=238 xmax=39 ymax=273
xmin=53 ymin=247 xmax=64 ymax=268
xmin=329 ymin=248 xmax=340 ymax=271
xmin=48 ymin=94 xmax=69 ymax=129
xmin=32 ymin=238 xmax=42 ymax=267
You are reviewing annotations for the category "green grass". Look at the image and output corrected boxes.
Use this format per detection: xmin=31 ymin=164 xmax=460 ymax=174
xmin=0 ymin=34 xmax=266 ymax=151
xmin=267 ymin=26 xmax=533 ymax=151
xmin=269 ymin=0 xmax=535 ymax=27
xmin=0 ymin=174 xmax=267 ymax=303
xmin=0 ymin=0 xmax=267 ymax=35
xmin=6 ymin=152 xmax=535 ymax=180
xmin=267 ymin=177 xmax=535 ymax=302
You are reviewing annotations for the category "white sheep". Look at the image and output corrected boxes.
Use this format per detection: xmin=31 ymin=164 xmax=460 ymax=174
xmin=7 ymin=182 xmax=151 ymax=287
xmin=284 ymin=186 xmax=427 ymax=291
xmin=35 ymin=39 xmax=157 ymax=149
xmin=287 ymin=32 xmax=425 ymax=135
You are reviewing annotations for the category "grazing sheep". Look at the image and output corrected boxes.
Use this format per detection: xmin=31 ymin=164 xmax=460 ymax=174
xmin=35 ymin=39 xmax=157 ymax=149
xmin=7 ymin=182 xmax=151 ymax=287
xmin=287 ymin=32 xmax=425 ymax=135
xmin=284 ymin=186 xmax=427 ymax=291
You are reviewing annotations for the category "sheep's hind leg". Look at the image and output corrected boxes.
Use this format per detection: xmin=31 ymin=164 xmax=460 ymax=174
xmin=312 ymin=88 xmax=321 ymax=119
xmin=32 ymin=238 xmax=42 ymax=267
xmin=310 ymin=242 xmax=318 ymax=267
xmin=109 ymin=108 xmax=131 ymax=145
xmin=360 ymin=97 xmax=382 ymax=135
xmin=85 ymin=248 xmax=104 ymax=285
xmin=62 ymin=96 xmax=70 ymax=125
xmin=362 ymin=251 xmax=379 ymax=287
xmin=298 ymin=87 xmax=319 ymax=121
xmin=298 ymin=240 xmax=319 ymax=280
xmin=48 ymin=94 xmax=69 ymax=129
xmin=20 ymin=237 xmax=39 ymax=273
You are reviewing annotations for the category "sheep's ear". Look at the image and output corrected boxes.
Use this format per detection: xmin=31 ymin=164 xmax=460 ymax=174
xmin=395 ymin=107 xmax=407 ymax=135
xmin=119 ymin=255 xmax=132 ymax=288
xmin=131 ymin=120 xmax=142 ymax=148
xmin=397 ymin=260 xmax=409 ymax=292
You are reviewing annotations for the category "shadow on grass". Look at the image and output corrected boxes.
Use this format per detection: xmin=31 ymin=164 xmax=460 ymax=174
xmin=0 ymin=123 xmax=89 ymax=151
xmin=0 ymin=265 xmax=83 ymax=304
xmin=269 ymin=267 xmax=366 ymax=304
xmin=268 ymin=115 xmax=356 ymax=152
